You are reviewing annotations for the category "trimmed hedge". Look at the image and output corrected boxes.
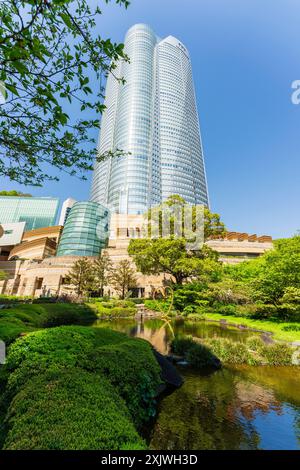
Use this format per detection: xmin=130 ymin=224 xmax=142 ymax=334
xmin=3 ymin=369 xmax=145 ymax=450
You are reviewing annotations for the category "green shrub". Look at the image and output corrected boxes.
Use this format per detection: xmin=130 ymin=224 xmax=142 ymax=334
xmin=0 ymin=295 xmax=32 ymax=305
xmin=216 ymin=304 xmax=238 ymax=316
xmin=186 ymin=313 xmax=205 ymax=321
xmin=3 ymin=326 xmax=162 ymax=434
xmin=182 ymin=305 xmax=197 ymax=316
xmin=171 ymin=336 xmax=220 ymax=368
xmin=3 ymin=369 xmax=145 ymax=450
xmin=203 ymin=338 xmax=258 ymax=365
xmin=93 ymin=302 xmax=136 ymax=318
xmin=185 ymin=343 xmax=220 ymax=368
xmin=249 ymin=304 xmax=278 ymax=319
xmin=281 ymin=325 xmax=300 ymax=332
xmin=83 ymin=339 xmax=162 ymax=426
xmin=276 ymin=304 xmax=300 ymax=321
xmin=144 ymin=299 xmax=171 ymax=313
xmin=171 ymin=336 xmax=194 ymax=356
xmin=260 ymin=343 xmax=295 ymax=366
xmin=246 ymin=335 xmax=265 ymax=351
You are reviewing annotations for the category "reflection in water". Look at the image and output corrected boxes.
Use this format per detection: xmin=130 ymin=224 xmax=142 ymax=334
xmin=93 ymin=318 xmax=300 ymax=450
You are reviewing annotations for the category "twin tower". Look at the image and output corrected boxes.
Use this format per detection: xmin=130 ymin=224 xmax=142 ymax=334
xmin=90 ymin=24 xmax=209 ymax=215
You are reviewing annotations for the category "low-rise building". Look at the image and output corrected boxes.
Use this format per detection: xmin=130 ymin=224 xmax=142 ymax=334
xmin=0 ymin=213 xmax=274 ymax=299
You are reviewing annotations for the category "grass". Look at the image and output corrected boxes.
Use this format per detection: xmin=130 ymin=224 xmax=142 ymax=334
xmin=202 ymin=312 xmax=300 ymax=342
xmin=0 ymin=325 xmax=162 ymax=450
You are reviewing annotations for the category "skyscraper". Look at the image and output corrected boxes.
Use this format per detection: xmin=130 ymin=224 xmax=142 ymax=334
xmin=90 ymin=24 xmax=209 ymax=214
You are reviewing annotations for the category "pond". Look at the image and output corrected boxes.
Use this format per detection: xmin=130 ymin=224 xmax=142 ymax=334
xmin=93 ymin=317 xmax=300 ymax=450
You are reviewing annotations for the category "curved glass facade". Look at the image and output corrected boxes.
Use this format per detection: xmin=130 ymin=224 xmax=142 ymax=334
xmin=90 ymin=24 xmax=209 ymax=214
xmin=56 ymin=202 xmax=110 ymax=257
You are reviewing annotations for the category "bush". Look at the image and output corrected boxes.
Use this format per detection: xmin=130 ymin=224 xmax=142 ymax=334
xmin=282 ymin=325 xmax=300 ymax=332
xmin=216 ymin=304 xmax=238 ymax=316
xmin=276 ymin=304 xmax=300 ymax=322
xmin=182 ymin=305 xmax=197 ymax=316
xmin=173 ymin=283 xmax=208 ymax=311
xmin=249 ymin=304 xmax=278 ymax=319
xmin=1 ymin=326 xmax=162 ymax=445
xmin=171 ymin=336 xmax=220 ymax=368
xmin=186 ymin=343 xmax=220 ymax=368
xmin=93 ymin=302 xmax=136 ymax=318
xmin=171 ymin=336 xmax=194 ymax=356
xmin=3 ymin=369 xmax=145 ymax=450
xmin=0 ymin=295 xmax=32 ymax=305
xmin=246 ymin=335 xmax=265 ymax=351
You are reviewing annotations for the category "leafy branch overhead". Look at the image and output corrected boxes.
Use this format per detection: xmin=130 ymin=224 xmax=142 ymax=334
xmin=0 ymin=0 xmax=130 ymax=186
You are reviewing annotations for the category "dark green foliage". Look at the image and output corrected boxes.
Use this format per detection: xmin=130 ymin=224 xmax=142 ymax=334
xmin=282 ymin=325 xmax=300 ymax=332
xmin=216 ymin=304 xmax=238 ymax=316
xmin=203 ymin=338 xmax=258 ymax=365
xmin=3 ymin=369 xmax=145 ymax=450
xmin=171 ymin=336 xmax=220 ymax=368
xmin=0 ymin=294 xmax=32 ymax=304
xmin=172 ymin=334 xmax=296 ymax=367
xmin=83 ymin=339 xmax=162 ymax=425
xmin=0 ymin=326 xmax=162 ymax=449
xmin=0 ymin=0 xmax=129 ymax=186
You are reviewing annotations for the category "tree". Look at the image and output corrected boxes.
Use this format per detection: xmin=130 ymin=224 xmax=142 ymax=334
xmin=66 ymin=257 xmax=94 ymax=297
xmin=0 ymin=270 xmax=7 ymax=281
xmin=92 ymin=254 xmax=112 ymax=296
xmin=0 ymin=0 xmax=129 ymax=186
xmin=109 ymin=259 xmax=137 ymax=299
xmin=128 ymin=237 xmax=222 ymax=285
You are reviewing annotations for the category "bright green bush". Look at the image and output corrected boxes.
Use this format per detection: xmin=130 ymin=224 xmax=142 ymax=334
xmin=259 ymin=343 xmax=295 ymax=366
xmin=144 ymin=299 xmax=171 ymax=313
xmin=3 ymin=369 xmax=145 ymax=450
xmin=282 ymin=325 xmax=300 ymax=332
xmin=203 ymin=338 xmax=258 ymax=365
xmin=0 ymin=295 xmax=32 ymax=304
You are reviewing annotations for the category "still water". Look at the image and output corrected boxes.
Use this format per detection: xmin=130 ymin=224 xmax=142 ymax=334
xmin=93 ymin=318 xmax=300 ymax=450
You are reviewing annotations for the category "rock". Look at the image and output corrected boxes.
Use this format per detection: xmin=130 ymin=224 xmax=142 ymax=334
xmin=153 ymin=350 xmax=183 ymax=388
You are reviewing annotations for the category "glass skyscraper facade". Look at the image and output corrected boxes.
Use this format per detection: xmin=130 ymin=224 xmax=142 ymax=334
xmin=57 ymin=202 xmax=110 ymax=257
xmin=0 ymin=196 xmax=59 ymax=231
xmin=90 ymin=23 xmax=209 ymax=214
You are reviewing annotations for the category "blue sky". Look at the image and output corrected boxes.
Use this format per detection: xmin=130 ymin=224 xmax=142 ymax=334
xmin=1 ymin=0 xmax=300 ymax=238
